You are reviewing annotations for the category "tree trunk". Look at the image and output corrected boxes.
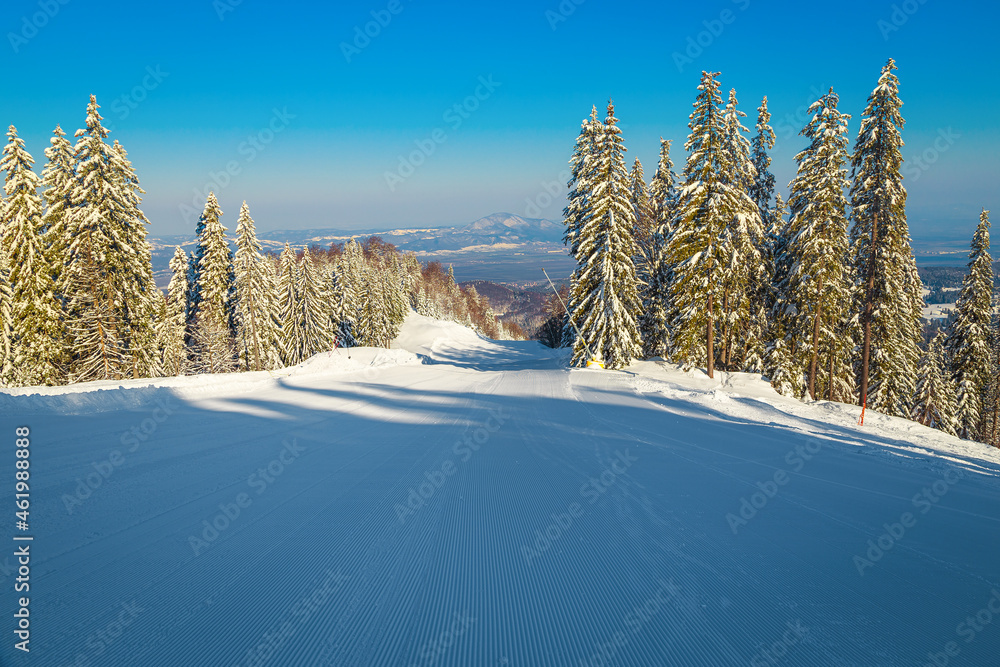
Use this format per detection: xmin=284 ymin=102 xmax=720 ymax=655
xmin=828 ymin=340 xmax=835 ymax=402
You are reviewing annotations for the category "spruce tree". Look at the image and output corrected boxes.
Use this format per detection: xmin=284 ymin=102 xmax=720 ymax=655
xmin=0 ymin=248 xmax=12 ymax=385
xmin=110 ymin=140 xmax=161 ymax=379
xmin=276 ymin=243 xmax=303 ymax=365
xmin=190 ymin=193 xmax=236 ymax=372
xmin=666 ymin=74 xmax=760 ymax=377
xmin=41 ymin=125 xmax=75 ymax=293
xmin=299 ymin=247 xmax=334 ymax=358
xmin=161 ymin=247 xmax=190 ymax=376
xmin=849 ymin=59 xmax=923 ymax=418
xmin=565 ymin=101 xmax=642 ymax=369
xmin=629 ymin=158 xmax=656 ymax=263
xmin=784 ymin=89 xmax=853 ymax=401
xmin=234 ymin=201 xmax=281 ymax=371
xmin=945 ymin=209 xmax=993 ymax=439
xmin=1 ymin=125 xmax=63 ymax=385
xmin=912 ymin=332 xmax=959 ymax=435
xmin=749 ymin=96 xmax=777 ymax=231
xmin=640 ymin=139 xmax=679 ymax=360
xmin=563 ymin=107 xmax=601 ymax=258
xmin=719 ymin=89 xmax=766 ymax=371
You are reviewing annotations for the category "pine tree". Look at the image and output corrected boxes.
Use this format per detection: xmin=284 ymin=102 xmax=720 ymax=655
xmin=666 ymin=73 xmax=760 ymax=377
xmin=329 ymin=258 xmax=358 ymax=347
xmin=275 ymin=243 xmax=303 ymax=365
xmin=784 ymin=89 xmax=853 ymax=401
xmin=0 ymin=248 xmax=12 ymax=385
xmin=64 ymin=96 xmax=146 ymax=382
xmin=945 ymin=209 xmax=993 ymax=439
xmin=1 ymin=125 xmax=63 ymax=386
xmin=161 ymin=247 xmax=190 ymax=376
xmin=299 ymin=247 xmax=334 ymax=358
xmin=764 ymin=193 xmax=806 ymax=397
xmin=234 ymin=202 xmax=280 ymax=371
xmin=912 ymin=333 xmax=959 ymax=435
xmin=640 ymin=139 xmax=680 ymax=360
xmin=565 ymin=101 xmax=642 ymax=369
xmin=110 ymin=140 xmax=160 ymax=379
xmin=719 ymin=88 xmax=766 ymax=371
xmin=849 ymin=59 xmax=923 ymax=418
xmin=629 ymin=158 xmax=656 ymax=263
xmin=749 ymin=96 xmax=777 ymax=231
xmin=41 ymin=125 xmax=75 ymax=293
xmin=980 ymin=319 xmax=1000 ymax=447
xmin=563 ymin=107 xmax=601 ymax=258
xmin=190 ymin=193 xmax=236 ymax=372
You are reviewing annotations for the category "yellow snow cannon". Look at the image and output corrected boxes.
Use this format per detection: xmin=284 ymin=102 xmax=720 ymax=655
xmin=586 ymin=357 xmax=605 ymax=370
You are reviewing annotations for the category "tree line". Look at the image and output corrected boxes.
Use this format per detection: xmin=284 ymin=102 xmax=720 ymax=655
xmin=0 ymin=96 xmax=522 ymax=389
xmin=552 ymin=60 xmax=999 ymax=445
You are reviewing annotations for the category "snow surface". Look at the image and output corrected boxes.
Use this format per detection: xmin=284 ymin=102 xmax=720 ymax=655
xmin=2 ymin=313 xmax=999 ymax=665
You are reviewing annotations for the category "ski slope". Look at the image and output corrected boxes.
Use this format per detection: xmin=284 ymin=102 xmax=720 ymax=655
xmin=2 ymin=313 xmax=999 ymax=666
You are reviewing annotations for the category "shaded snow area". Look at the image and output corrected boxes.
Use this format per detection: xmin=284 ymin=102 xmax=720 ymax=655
xmin=2 ymin=312 xmax=999 ymax=665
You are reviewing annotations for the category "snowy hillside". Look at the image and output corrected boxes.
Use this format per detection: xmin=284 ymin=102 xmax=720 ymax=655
xmin=2 ymin=313 xmax=999 ymax=665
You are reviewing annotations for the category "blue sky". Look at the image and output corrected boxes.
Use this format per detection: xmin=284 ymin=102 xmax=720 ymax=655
xmin=2 ymin=0 xmax=997 ymax=242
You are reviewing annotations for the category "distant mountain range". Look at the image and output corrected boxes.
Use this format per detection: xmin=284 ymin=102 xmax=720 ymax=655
xmin=148 ymin=213 xmax=574 ymax=286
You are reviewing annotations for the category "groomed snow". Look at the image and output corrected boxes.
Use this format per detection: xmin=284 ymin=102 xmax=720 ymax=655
xmin=2 ymin=312 xmax=998 ymax=665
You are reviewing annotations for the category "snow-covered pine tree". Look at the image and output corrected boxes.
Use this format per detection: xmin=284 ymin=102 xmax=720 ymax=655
xmin=640 ymin=139 xmax=680 ymax=360
xmin=849 ymin=59 xmax=923 ymax=418
xmin=563 ymin=106 xmax=601 ymax=258
xmin=981 ymin=319 xmax=1000 ymax=447
xmin=329 ymin=259 xmax=358 ymax=347
xmin=911 ymin=332 xmax=959 ymax=435
xmin=784 ymin=89 xmax=853 ymax=401
xmin=298 ymin=247 xmax=334 ymax=359
xmin=0 ymin=248 xmax=12 ymax=385
xmin=763 ymin=192 xmax=806 ymax=396
xmin=41 ymin=125 xmax=76 ymax=294
xmin=359 ymin=261 xmax=393 ymax=347
xmin=1 ymin=125 xmax=64 ymax=386
xmin=629 ymin=158 xmax=656 ymax=263
xmin=234 ymin=201 xmax=281 ymax=371
xmin=565 ymin=101 xmax=642 ymax=369
xmin=63 ymin=97 xmax=135 ymax=382
xmin=945 ymin=209 xmax=993 ymax=439
xmin=110 ymin=140 xmax=161 ymax=379
xmin=161 ymin=247 xmax=190 ymax=376
xmin=718 ymin=88 xmax=766 ymax=372
xmin=666 ymin=74 xmax=761 ymax=377
xmin=275 ymin=243 xmax=303 ymax=365
xmin=190 ymin=193 xmax=236 ymax=372
xmin=749 ymin=96 xmax=776 ymax=232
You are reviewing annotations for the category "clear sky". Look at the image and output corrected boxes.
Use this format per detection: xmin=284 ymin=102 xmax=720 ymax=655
xmin=2 ymin=0 xmax=997 ymax=242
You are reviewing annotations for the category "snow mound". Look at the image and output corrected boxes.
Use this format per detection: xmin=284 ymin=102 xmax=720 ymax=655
xmin=0 ymin=346 xmax=420 ymax=415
